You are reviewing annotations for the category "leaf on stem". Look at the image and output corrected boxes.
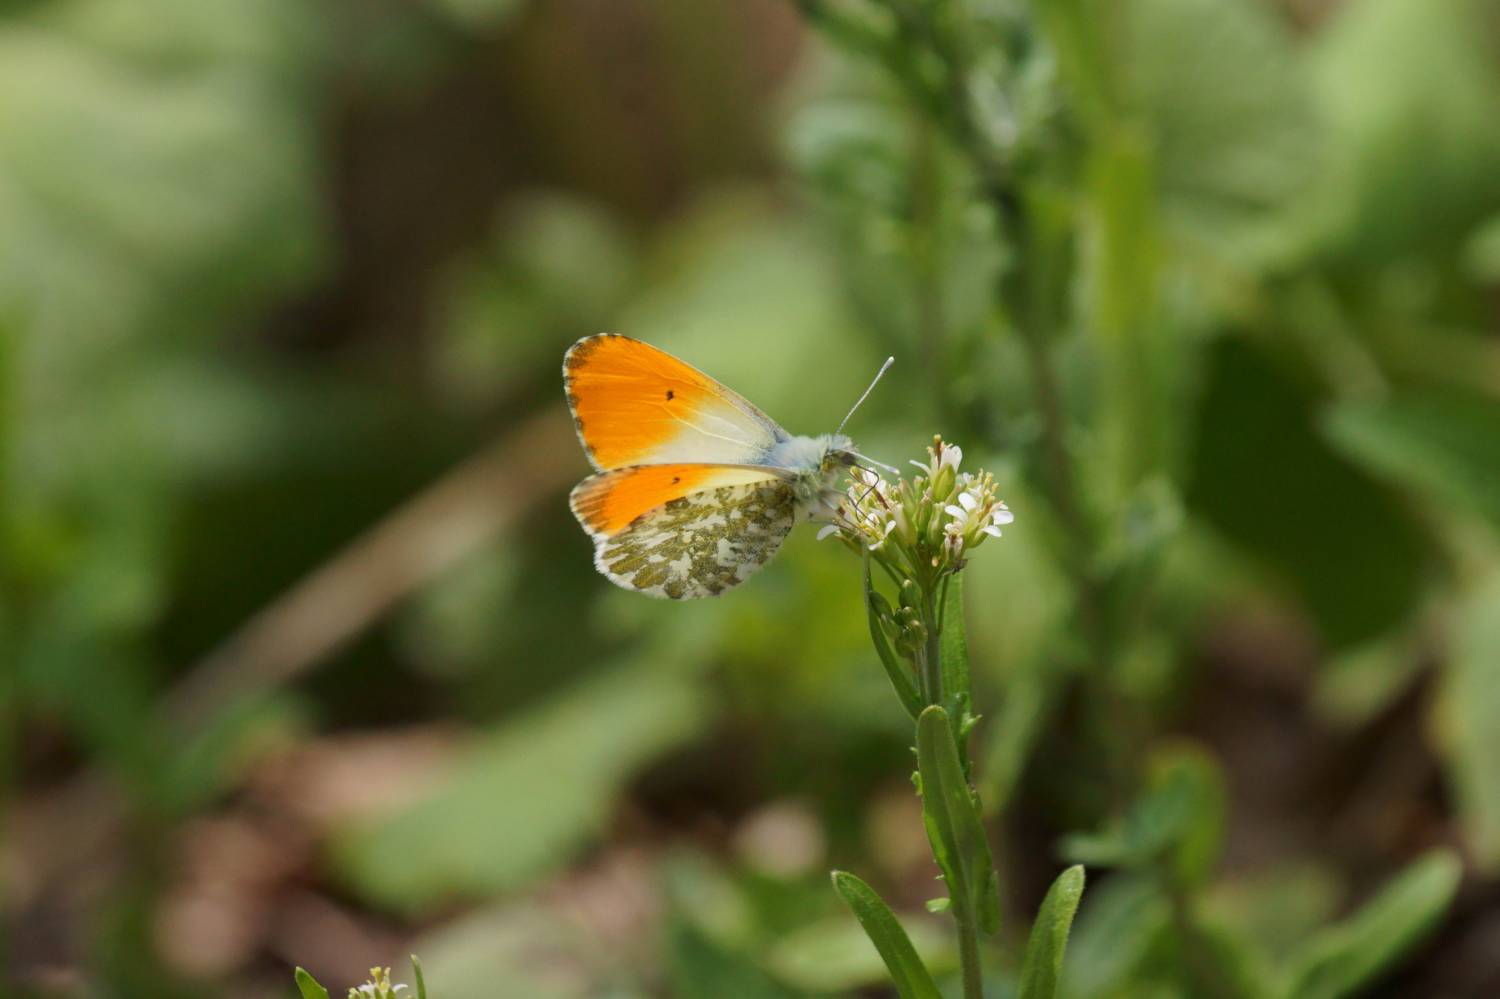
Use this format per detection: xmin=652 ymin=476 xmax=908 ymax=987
xmin=916 ymin=705 xmax=1001 ymax=936
xmin=411 ymin=955 xmax=428 ymax=999
xmin=938 ymin=572 xmax=972 ymax=721
xmin=830 ymin=871 xmax=945 ymax=999
xmin=1017 ymin=865 xmax=1086 ymax=999
xmin=294 ymin=968 xmax=331 ymax=999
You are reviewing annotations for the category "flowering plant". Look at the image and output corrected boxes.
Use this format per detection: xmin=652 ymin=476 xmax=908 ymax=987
xmin=818 ymin=437 xmax=1082 ymax=999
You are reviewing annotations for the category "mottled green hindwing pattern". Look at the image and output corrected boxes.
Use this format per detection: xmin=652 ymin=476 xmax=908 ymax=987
xmin=593 ymin=480 xmax=798 ymax=599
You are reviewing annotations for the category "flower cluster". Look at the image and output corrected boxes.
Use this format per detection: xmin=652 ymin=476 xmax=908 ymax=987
xmin=349 ymin=968 xmax=407 ymax=999
xmin=820 ymin=437 xmax=1013 ymax=577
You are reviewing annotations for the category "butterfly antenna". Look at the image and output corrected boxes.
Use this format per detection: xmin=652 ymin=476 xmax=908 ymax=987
xmin=854 ymin=455 xmax=902 ymax=476
xmin=837 ymin=356 xmax=895 ymax=435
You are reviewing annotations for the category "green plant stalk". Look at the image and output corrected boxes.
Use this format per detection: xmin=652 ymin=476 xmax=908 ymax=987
xmin=917 ymin=592 xmax=986 ymax=999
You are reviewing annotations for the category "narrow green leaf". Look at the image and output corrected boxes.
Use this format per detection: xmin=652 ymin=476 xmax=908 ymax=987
xmin=1017 ymin=866 xmax=1087 ymax=999
xmin=938 ymin=572 xmax=970 ymax=714
xmin=866 ymin=554 xmax=922 ymax=719
xmin=830 ymin=871 xmax=944 ymax=999
xmin=916 ymin=705 xmax=1000 ymax=935
xmin=1284 ymin=850 xmax=1460 ymax=999
xmin=411 ymin=955 xmax=428 ymax=999
xmin=294 ymin=968 xmax=331 ymax=999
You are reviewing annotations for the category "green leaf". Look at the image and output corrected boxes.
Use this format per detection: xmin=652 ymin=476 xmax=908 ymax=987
xmin=294 ymin=968 xmax=331 ymax=999
xmin=916 ymin=705 xmax=1000 ymax=935
xmin=938 ymin=571 xmax=970 ymax=717
xmin=866 ymin=554 xmax=922 ymax=719
xmin=1305 ymin=0 xmax=1500 ymax=262
xmin=1017 ymin=865 xmax=1086 ymax=999
xmin=829 ymin=871 xmax=944 ymax=999
xmin=1061 ymin=742 xmax=1225 ymax=889
xmin=1062 ymin=873 xmax=1170 ymax=996
xmin=1121 ymin=0 xmax=1318 ymax=264
xmin=1323 ymin=390 xmax=1500 ymax=534
xmin=410 ymin=955 xmax=427 ymax=999
xmin=1284 ymin=851 xmax=1461 ymax=999
xmin=334 ymin=666 xmax=705 ymax=913
xmin=1442 ymin=574 xmax=1500 ymax=870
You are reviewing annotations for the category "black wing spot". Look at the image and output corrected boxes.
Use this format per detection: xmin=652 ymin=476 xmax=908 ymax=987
xmin=671 ymin=476 xmax=681 ymax=484
xmin=665 ymin=389 xmax=675 ymax=400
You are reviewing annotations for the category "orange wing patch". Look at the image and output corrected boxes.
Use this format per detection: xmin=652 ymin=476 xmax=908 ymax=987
xmin=564 ymin=334 xmax=782 ymax=470
xmin=570 ymin=463 xmax=783 ymax=538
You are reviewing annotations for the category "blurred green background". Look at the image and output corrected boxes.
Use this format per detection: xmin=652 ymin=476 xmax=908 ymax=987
xmin=4 ymin=0 xmax=1500 ymax=995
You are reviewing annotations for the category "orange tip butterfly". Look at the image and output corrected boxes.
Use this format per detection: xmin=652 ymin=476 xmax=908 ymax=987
xmin=563 ymin=334 xmax=892 ymax=598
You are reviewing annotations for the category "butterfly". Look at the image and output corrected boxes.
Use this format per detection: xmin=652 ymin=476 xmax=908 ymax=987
xmin=564 ymin=334 xmax=891 ymax=599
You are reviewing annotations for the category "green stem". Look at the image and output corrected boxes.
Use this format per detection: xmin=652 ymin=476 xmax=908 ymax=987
xmin=920 ymin=589 xmax=943 ymax=707
xmin=956 ymin=910 xmax=984 ymax=999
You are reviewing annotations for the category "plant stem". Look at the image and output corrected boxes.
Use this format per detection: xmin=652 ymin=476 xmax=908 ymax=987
xmin=920 ymin=588 xmax=943 ymax=707
xmin=956 ymin=910 xmax=985 ymax=999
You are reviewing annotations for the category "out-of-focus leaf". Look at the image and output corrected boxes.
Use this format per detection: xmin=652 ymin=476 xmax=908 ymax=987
xmin=1305 ymin=0 xmax=1500 ymax=262
xmin=1312 ymin=631 xmax=1422 ymax=730
xmin=1062 ymin=742 xmax=1225 ymax=890
xmin=1440 ymin=573 xmax=1500 ymax=870
xmin=802 ymin=872 xmax=945 ymax=999
xmin=1323 ymin=390 xmax=1500 ymax=534
xmin=1464 ymin=214 xmax=1500 ymax=282
xmin=428 ymin=0 xmax=525 ymax=31
xmin=1283 ymin=851 xmax=1460 ymax=999
xmin=1018 ymin=865 xmax=1086 ymax=999
xmin=1187 ymin=338 xmax=1427 ymax=647
xmin=334 ymin=666 xmax=706 ymax=913
xmin=1084 ymin=126 xmax=1167 ymax=499
xmin=916 ymin=705 xmax=1001 ymax=936
xmin=1061 ymin=873 xmax=1169 ymax=998
xmin=0 ymin=0 xmax=323 ymax=355
xmin=294 ymin=968 xmax=331 ymax=999
xmin=1122 ymin=0 xmax=1317 ymax=255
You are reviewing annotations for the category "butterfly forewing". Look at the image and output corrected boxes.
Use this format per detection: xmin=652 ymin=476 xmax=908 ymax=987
xmin=564 ymin=334 xmax=786 ymax=470
xmin=570 ymin=463 xmax=789 ymax=538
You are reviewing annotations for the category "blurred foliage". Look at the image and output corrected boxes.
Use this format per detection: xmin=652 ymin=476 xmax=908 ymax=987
xmin=4 ymin=0 xmax=1500 ymax=996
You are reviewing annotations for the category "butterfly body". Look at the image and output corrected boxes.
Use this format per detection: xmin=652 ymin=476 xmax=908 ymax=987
xmin=563 ymin=334 xmax=860 ymax=598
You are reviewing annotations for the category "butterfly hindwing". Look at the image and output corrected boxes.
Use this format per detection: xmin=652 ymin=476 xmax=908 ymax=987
xmin=570 ymin=463 xmax=798 ymax=599
xmin=563 ymin=334 xmax=786 ymax=471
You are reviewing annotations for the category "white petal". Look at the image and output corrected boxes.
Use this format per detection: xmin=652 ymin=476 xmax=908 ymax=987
xmin=944 ymin=505 xmax=967 ymax=519
xmin=982 ymin=525 xmax=1003 ymax=537
xmin=991 ymin=508 xmax=1015 ymax=525
xmin=816 ymin=524 xmax=839 ymax=540
xmin=958 ymin=491 xmax=978 ymax=511
xmin=943 ymin=445 xmax=962 ymax=468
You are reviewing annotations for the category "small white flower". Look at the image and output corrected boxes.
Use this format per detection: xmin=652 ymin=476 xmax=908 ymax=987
xmin=816 ymin=524 xmax=839 ymax=541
